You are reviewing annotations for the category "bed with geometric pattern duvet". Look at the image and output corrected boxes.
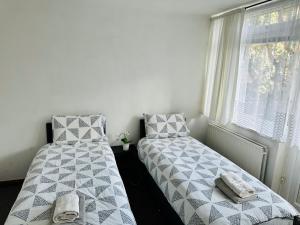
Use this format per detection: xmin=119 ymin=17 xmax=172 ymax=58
xmin=138 ymin=136 xmax=299 ymax=225
xmin=5 ymin=141 xmax=136 ymax=225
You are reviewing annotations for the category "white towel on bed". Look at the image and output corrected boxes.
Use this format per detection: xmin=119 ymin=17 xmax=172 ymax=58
xmin=53 ymin=193 xmax=79 ymax=224
xmin=220 ymin=172 xmax=255 ymax=198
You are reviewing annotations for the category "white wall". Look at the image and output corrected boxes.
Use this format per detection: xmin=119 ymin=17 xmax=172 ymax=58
xmin=0 ymin=0 xmax=209 ymax=180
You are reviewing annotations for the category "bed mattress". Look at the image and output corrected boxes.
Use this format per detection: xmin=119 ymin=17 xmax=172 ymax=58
xmin=138 ymin=136 xmax=298 ymax=225
xmin=5 ymin=141 xmax=136 ymax=225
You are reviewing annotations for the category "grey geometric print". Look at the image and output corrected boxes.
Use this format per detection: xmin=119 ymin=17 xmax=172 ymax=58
xmin=79 ymin=118 xmax=89 ymax=127
xmin=227 ymin=213 xmax=241 ymax=225
xmin=143 ymin=113 xmax=190 ymax=139
xmin=120 ymin=210 xmax=135 ymax=224
xmin=33 ymin=196 xmax=51 ymax=207
xmin=31 ymin=207 xmax=53 ymax=222
xmin=5 ymin=141 xmax=136 ymax=225
xmin=52 ymin=114 xmax=107 ymax=145
xmin=98 ymin=209 xmax=116 ymax=223
xmin=209 ymin=205 xmax=223 ymax=223
xmin=138 ymin=136 xmax=298 ymax=225
xmin=11 ymin=209 xmax=30 ymax=221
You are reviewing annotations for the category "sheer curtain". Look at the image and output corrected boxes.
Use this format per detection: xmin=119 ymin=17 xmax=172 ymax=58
xmin=202 ymin=10 xmax=244 ymax=124
xmin=230 ymin=0 xmax=300 ymax=208
xmin=232 ymin=0 xmax=300 ymax=144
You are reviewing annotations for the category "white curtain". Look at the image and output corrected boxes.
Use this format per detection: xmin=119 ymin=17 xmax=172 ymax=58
xmin=232 ymin=0 xmax=300 ymax=144
xmin=202 ymin=9 xmax=244 ymax=124
xmin=202 ymin=0 xmax=300 ymax=207
xmin=279 ymin=145 xmax=300 ymax=209
xmin=230 ymin=0 xmax=300 ymax=208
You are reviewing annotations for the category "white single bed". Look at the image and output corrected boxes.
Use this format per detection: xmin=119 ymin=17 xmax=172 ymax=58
xmin=138 ymin=135 xmax=298 ymax=225
xmin=5 ymin=141 xmax=136 ymax=225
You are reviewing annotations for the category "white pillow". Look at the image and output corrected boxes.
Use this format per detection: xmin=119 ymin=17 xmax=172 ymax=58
xmin=52 ymin=114 xmax=106 ymax=145
xmin=144 ymin=113 xmax=190 ymax=139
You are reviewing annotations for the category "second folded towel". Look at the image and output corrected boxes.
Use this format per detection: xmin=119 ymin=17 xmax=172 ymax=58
xmin=215 ymin=178 xmax=257 ymax=203
xmin=53 ymin=193 xmax=80 ymax=224
xmin=220 ymin=172 xmax=256 ymax=198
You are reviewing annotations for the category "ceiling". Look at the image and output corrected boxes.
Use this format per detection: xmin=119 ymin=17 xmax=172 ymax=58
xmin=105 ymin=0 xmax=255 ymax=16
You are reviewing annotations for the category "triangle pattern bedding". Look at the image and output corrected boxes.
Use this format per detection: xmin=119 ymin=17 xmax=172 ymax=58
xmin=5 ymin=142 xmax=136 ymax=225
xmin=137 ymin=136 xmax=298 ymax=225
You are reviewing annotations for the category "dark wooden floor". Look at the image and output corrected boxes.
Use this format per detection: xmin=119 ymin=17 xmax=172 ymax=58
xmin=0 ymin=174 xmax=172 ymax=225
xmin=123 ymin=176 xmax=170 ymax=225
xmin=0 ymin=180 xmax=23 ymax=225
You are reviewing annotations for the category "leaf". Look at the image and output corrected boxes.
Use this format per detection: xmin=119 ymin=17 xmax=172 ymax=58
xmin=121 ymin=138 xmax=129 ymax=144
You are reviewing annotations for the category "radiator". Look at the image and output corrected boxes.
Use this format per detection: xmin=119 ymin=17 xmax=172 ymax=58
xmin=206 ymin=122 xmax=268 ymax=181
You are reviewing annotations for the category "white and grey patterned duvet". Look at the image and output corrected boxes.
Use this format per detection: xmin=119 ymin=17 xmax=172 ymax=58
xmin=5 ymin=142 xmax=136 ymax=225
xmin=138 ymin=136 xmax=298 ymax=225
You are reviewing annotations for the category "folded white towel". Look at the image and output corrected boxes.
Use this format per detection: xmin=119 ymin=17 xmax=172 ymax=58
xmin=220 ymin=172 xmax=256 ymax=198
xmin=53 ymin=193 xmax=80 ymax=224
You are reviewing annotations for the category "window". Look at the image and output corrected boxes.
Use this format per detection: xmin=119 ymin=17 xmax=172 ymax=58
xmin=232 ymin=1 xmax=300 ymax=141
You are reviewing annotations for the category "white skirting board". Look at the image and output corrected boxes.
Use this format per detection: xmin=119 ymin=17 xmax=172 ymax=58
xmin=206 ymin=122 xmax=268 ymax=181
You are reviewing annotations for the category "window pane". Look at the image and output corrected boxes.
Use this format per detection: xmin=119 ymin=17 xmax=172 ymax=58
xmin=232 ymin=1 xmax=300 ymax=140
